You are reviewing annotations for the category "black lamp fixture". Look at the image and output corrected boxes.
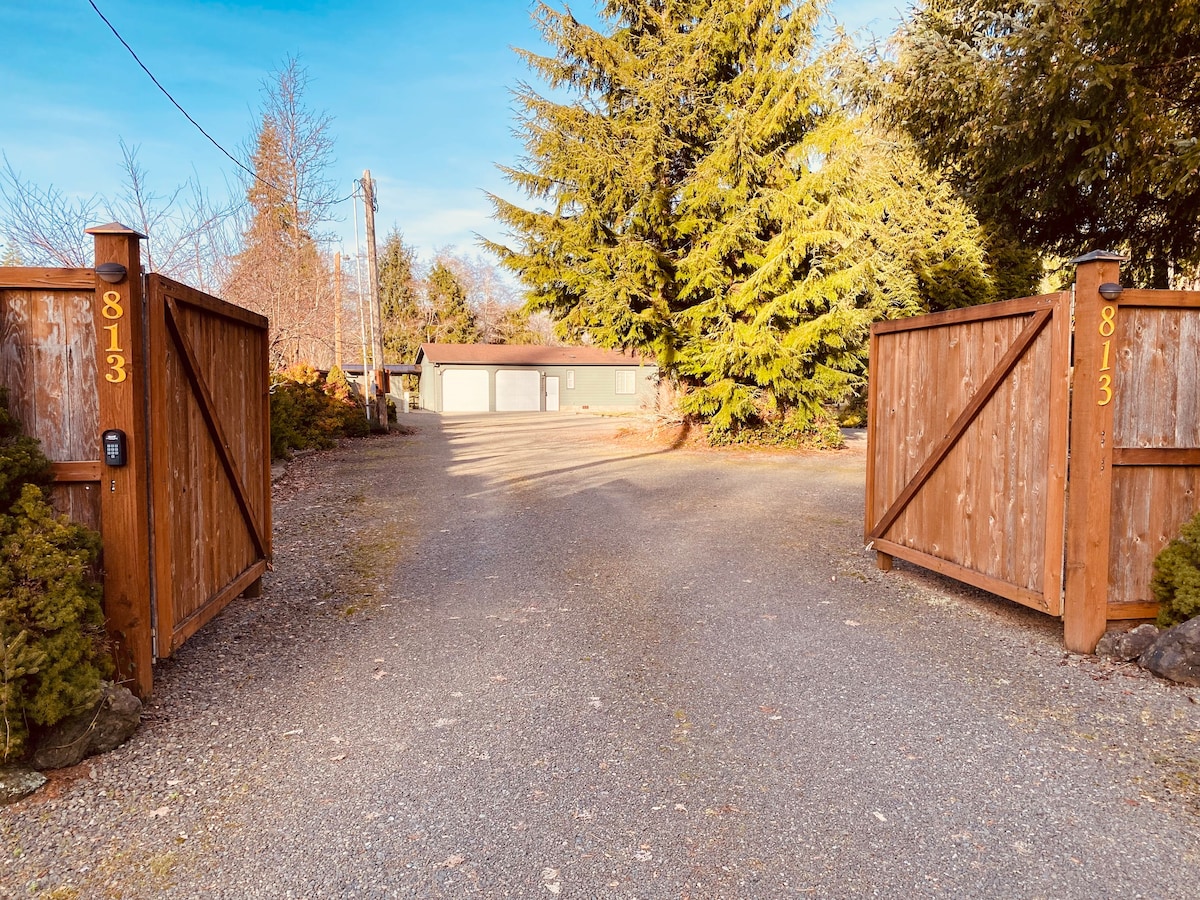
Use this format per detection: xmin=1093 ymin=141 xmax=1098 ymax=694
xmin=1098 ymin=283 xmax=1124 ymax=301
xmin=96 ymin=262 xmax=127 ymax=284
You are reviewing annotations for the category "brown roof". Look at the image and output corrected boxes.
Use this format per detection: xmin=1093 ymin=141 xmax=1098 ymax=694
xmin=417 ymin=343 xmax=650 ymax=367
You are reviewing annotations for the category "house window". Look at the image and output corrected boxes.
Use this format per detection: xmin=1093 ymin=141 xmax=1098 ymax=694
xmin=615 ymin=370 xmax=636 ymax=394
xmin=567 ymin=370 xmax=575 ymax=390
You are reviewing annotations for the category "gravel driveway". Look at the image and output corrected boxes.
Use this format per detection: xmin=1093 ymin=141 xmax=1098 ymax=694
xmin=3 ymin=412 xmax=1199 ymax=899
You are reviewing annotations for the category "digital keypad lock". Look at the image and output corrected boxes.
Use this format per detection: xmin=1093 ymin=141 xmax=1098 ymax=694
xmin=102 ymin=429 xmax=127 ymax=467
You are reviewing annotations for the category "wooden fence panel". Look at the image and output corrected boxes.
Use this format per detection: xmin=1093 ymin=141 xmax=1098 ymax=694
xmin=1105 ymin=292 xmax=1200 ymax=620
xmin=0 ymin=273 xmax=101 ymax=530
xmin=866 ymin=293 xmax=1070 ymax=615
xmin=147 ymin=275 xmax=270 ymax=656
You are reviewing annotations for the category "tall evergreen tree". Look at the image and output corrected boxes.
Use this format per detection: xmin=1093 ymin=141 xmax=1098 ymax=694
xmin=887 ymin=0 xmax=1200 ymax=288
xmin=421 ymin=262 xmax=479 ymax=344
xmin=489 ymin=0 xmax=994 ymax=439
xmin=378 ymin=228 xmax=422 ymax=362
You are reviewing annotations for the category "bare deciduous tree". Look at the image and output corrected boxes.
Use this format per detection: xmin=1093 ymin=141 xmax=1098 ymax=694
xmin=109 ymin=141 xmax=240 ymax=289
xmin=0 ymin=154 xmax=98 ymax=267
xmin=0 ymin=147 xmax=240 ymax=289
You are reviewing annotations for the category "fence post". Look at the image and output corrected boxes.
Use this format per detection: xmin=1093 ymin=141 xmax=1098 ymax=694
xmin=1063 ymin=250 xmax=1126 ymax=652
xmin=86 ymin=223 xmax=154 ymax=697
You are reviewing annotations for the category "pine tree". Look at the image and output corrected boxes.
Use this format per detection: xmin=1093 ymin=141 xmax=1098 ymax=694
xmin=887 ymin=0 xmax=1200 ymax=288
xmin=224 ymin=59 xmax=339 ymax=367
xmin=377 ymin=229 xmax=422 ymax=363
xmin=421 ymin=262 xmax=479 ymax=344
xmin=491 ymin=306 xmax=550 ymax=345
xmin=490 ymin=0 xmax=994 ymax=440
xmin=0 ymin=242 xmax=22 ymax=266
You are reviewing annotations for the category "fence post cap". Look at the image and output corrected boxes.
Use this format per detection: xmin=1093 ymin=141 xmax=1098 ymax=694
xmin=1069 ymin=250 xmax=1128 ymax=265
xmin=85 ymin=222 xmax=148 ymax=239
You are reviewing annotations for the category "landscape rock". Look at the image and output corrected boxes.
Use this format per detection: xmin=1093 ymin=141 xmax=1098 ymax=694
xmin=1096 ymin=623 xmax=1161 ymax=662
xmin=30 ymin=683 xmax=142 ymax=770
xmin=1140 ymin=617 xmax=1200 ymax=687
xmin=0 ymin=766 xmax=46 ymax=805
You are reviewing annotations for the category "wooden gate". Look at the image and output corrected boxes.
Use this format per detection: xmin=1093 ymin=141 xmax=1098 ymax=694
xmin=0 ymin=225 xmax=270 ymax=694
xmin=867 ymin=254 xmax=1200 ymax=651
xmin=865 ymin=291 xmax=1071 ymax=615
xmin=147 ymin=274 xmax=271 ymax=657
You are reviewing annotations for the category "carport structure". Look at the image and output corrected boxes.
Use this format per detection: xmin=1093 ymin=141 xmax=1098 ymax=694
xmin=415 ymin=343 xmax=656 ymax=413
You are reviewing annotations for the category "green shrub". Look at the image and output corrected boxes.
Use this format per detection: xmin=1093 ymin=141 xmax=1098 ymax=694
xmin=703 ymin=409 xmax=846 ymax=450
xmin=270 ymin=364 xmax=371 ymax=460
xmin=0 ymin=389 xmax=109 ymax=763
xmin=1152 ymin=509 xmax=1200 ymax=628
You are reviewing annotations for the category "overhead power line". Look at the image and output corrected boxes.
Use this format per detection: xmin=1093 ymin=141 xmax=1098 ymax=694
xmin=86 ymin=0 xmax=354 ymax=206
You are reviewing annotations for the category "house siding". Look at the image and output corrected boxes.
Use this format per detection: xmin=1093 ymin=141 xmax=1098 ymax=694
xmin=554 ymin=364 xmax=655 ymax=410
xmin=417 ymin=360 xmax=657 ymax=413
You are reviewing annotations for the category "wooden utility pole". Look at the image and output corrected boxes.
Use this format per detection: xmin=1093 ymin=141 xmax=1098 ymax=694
xmin=333 ymin=251 xmax=344 ymax=368
xmin=361 ymin=170 xmax=388 ymax=430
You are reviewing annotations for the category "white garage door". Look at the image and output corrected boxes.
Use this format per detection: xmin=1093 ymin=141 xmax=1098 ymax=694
xmin=442 ymin=369 xmax=490 ymax=412
xmin=495 ymin=369 xmax=541 ymax=411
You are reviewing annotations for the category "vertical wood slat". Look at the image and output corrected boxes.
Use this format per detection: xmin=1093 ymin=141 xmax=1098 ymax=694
xmin=1042 ymin=290 xmax=1072 ymax=616
xmin=864 ymin=328 xmax=886 ymax=567
xmin=147 ymin=266 xmax=172 ymax=665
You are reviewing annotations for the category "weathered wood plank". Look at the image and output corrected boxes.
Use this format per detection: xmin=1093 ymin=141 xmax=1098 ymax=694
xmin=0 ymin=289 xmax=35 ymax=432
xmin=0 ymin=268 xmax=93 ymax=289
xmin=1107 ymin=602 xmax=1160 ymax=620
xmin=1113 ymin=448 xmax=1200 ymax=466
xmin=1120 ymin=290 xmax=1200 ymax=309
xmin=30 ymin=289 xmax=73 ymax=458
xmin=64 ymin=287 xmax=99 ymax=461
xmin=51 ymin=461 xmax=102 ymax=482
xmin=46 ymin=483 xmax=100 ymax=532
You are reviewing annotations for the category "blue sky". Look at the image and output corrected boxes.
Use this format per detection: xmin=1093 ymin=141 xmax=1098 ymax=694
xmin=0 ymin=1 xmax=904 ymax=265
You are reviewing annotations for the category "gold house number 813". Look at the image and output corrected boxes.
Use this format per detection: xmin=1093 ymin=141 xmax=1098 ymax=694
xmin=101 ymin=290 xmax=127 ymax=384
xmin=1097 ymin=304 xmax=1115 ymax=406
